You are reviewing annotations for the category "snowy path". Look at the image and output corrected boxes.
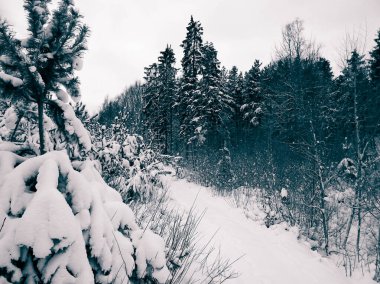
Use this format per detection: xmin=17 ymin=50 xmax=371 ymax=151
xmin=165 ymin=177 xmax=375 ymax=284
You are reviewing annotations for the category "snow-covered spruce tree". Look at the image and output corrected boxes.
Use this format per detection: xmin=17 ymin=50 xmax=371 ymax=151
xmin=226 ymin=66 xmax=244 ymax=145
xmin=176 ymin=16 xmax=204 ymax=147
xmin=0 ymin=0 xmax=89 ymax=155
xmin=197 ymin=42 xmax=233 ymax=147
xmin=369 ymin=29 xmax=380 ymax=136
xmin=241 ymin=60 xmax=263 ymax=126
xmin=143 ymin=63 xmax=159 ymax=132
xmin=226 ymin=66 xmax=244 ymax=111
xmin=143 ymin=46 xmax=177 ymax=154
xmin=156 ymin=46 xmax=177 ymax=154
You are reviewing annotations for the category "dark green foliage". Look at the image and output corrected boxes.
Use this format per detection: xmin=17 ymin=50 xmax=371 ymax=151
xmin=241 ymin=60 xmax=263 ymax=126
xmin=225 ymin=66 xmax=244 ymax=146
xmin=143 ymin=46 xmax=177 ymax=153
xmin=72 ymin=101 xmax=89 ymax=122
xmin=370 ymin=30 xmax=380 ymax=85
xmin=369 ymin=30 xmax=380 ymax=135
xmin=180 ymin=16 xmax=203 ymax=82
xmin=176 ymin=16 xmax=204 ymax=144
xmin=98 ymin=83 xmax=144 ymax=134
xmin=194 ymin=42 xmax=233 ymax=146
xmin=337 ymin=50 xmax=371 ymax=139
xmin=226 ymin=66 xmax=244 ymax=114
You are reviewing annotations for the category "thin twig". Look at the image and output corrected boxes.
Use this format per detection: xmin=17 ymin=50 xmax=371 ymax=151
xmin=0 ymin=217 xmax=6 ymax=233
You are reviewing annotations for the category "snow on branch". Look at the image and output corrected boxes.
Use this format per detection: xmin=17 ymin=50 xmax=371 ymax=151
xmin=0 ymin=150 xmax=170 ymax=283
xmin=55 ymin=100 xmax=92 ymax=152
xmin=0 ymin=71 xmax=23 ymax=87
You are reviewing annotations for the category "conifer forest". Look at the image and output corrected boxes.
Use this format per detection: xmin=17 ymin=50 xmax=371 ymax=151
xmin=0 ymin=0 xmax=380 ymax=283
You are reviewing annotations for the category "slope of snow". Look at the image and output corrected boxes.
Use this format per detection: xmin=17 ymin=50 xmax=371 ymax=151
xmin=165 ymin=177 xmax=376 ymax=284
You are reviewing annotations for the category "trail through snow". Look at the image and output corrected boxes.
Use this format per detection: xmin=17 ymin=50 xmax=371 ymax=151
xmin=165 ymin=177 xmax=376 ymax=284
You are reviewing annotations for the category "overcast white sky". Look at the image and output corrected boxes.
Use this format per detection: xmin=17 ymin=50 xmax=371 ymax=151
xmin=1 ymin=0 xmax=380 ymax=113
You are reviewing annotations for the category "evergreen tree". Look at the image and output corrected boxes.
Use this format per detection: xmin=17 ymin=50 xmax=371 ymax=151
xmin=338 ymin=50 xmax=370 ymax=137
xmin=0 ymin=0 xmax=89 ymax=155
xmin=227 ymin=66 xmax=244 ymax=115
xmin=176 ymin=16 xmax=203 ymax=144
xmin=142 ymin=62 xmax=159 ymax=138
xmin=241 ymin=60 xmax=263 ymax=126
xmin=226 ymin=67 xmax=244 ymax=145
xmin=369 ymin=29 xmax=380 ymax=135
xmin=143 ymin=46 xmax=177 ymax=153
xmin=156 ymin=45 xmax=177 ymax=153
xmin=370 ymin=29 xmax=380 ymax=85
xmin=195 ymin=42 xmax=233 ymax=146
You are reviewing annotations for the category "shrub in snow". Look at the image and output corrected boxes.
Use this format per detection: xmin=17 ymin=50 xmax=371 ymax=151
xmin=0 ymin=149 xmax=170 ymax=283
xmin=89 ymin=120 xmax=165 ymax=203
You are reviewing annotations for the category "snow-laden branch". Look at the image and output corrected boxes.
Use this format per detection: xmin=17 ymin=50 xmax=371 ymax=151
xmin=0 ymin=150 xmax=170 ymax=283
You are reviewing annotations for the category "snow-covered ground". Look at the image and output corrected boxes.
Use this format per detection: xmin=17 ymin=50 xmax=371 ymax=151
xmin=165 ymin=176 xmax=376 ymax=284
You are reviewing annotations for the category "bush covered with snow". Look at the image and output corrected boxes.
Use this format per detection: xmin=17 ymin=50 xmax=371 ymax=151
xmin=0 ymin=147 xmax=170 ymax=283
xmin=89 ymin=120 xmax=165 ymax=203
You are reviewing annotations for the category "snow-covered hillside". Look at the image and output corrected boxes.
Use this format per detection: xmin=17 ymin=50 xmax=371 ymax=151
xmin=165 ymin=176 xmax=376 ymax=284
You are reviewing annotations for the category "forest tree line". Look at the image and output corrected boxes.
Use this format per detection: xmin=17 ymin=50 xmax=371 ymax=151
xmin=98 ymin=17 xmax=380 ymax=280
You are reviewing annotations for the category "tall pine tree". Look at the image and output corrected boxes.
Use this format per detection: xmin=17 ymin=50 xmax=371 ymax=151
xmin=143 ymin=46 xmax=177 ymax=153
xmin=198 ymin=42 xmax=233 ymax=147
xmin=369 ymin=29 xmax=380 ymax=135
xmin=176 ymin=16 xmax=204 ymax=146
xmin=142 ymin=62 xmax=159 ymax=141
xmin=226 ymin=66 xmax=244 ymax=145
xmin=241 ymin=60 xmax=263 ymax=126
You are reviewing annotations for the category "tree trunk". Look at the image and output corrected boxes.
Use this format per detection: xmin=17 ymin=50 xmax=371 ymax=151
xmin=374 ymin=224 xmax=380 ymax=282
xmin=343 ymin=206 xmax=355 ymax=249
xmin=169 ymin=106 xmax=173 ymax=155
xmin=37 ymin=98 xmax=45 ymax=155
xmin=318 ymin=162 xmax=329 ymax=255
xmin=309 ymin=119 xmax=329 ymax=255
xmin=164 ymin=126 xmax=168 ymax=154
xmin=353 ymin=75 xmax=362 ymax=260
